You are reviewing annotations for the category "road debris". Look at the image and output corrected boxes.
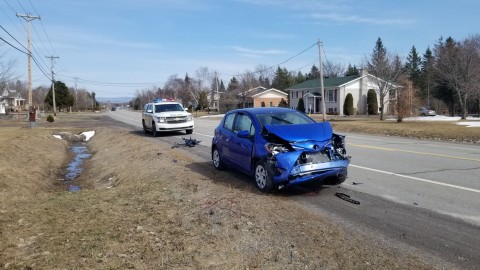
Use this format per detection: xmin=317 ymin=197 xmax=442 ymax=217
xmin=172 ymin=136 xmax=201 ymax=148
xmin=335 ymin=192 xmax=360 ymax=205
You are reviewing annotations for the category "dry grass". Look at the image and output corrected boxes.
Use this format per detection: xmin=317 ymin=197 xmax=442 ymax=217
xmin=0 ymin=114 xmax=443 ymax=269
xmin=309 ymin=115 xmax=480 ymax=144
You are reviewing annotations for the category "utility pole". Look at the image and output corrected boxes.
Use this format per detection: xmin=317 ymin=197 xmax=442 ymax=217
xmin=46 ymin=56 xmax=59 ymax=116
xmin=318 ymin=39 xmax=326 ymax=122
xmin=74 ymin=77 xmax=78 ymax=112
xmin=16 ymin=13 xmax=40 ymax=109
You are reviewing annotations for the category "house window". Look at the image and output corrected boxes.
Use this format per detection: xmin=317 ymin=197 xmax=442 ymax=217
xmin=300 ymin=91 xmax=304 ymax=98
xmin=327 ymin=90 xmax=335 ymax=102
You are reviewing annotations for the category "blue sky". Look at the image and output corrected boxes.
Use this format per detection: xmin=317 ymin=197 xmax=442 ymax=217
xmin=1 ymin=0 xmax=479 ymax=99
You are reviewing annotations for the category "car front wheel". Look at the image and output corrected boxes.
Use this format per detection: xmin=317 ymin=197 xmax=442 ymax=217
xmin=212 ymin=147 xmax=225 ymax=170
xmin=254 ymin=160 xmax=274 ymax=193
xmin=142 ymin=120 xmax=147 ymax=134
xmin=152 ymin=122 xmax=158 ymax=137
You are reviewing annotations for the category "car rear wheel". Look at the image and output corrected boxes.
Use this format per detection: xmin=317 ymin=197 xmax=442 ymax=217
xmin=152 ymin=122 xmax=158 ymax=137
xmin=254 ymin=160 xmax=274 ymax=193
xmin=212 ymin=147 xmax=225 ymax=170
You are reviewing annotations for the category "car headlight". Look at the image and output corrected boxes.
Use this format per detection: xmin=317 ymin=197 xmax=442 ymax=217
xmin=187 ymin=115 xmax=193 ymax=121
xmin=154 ymin=116 xmax=166 ymax=123
xmin=265 ymin=143 xmax=290 ymax=155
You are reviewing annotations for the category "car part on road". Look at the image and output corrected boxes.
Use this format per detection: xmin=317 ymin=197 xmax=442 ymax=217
xmin=335 ymin=192 xmax=360 ymax=204
xmin=172 ymin=137 xmax=202 ymax=148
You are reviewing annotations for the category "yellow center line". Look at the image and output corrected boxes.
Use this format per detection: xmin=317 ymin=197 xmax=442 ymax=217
xmin=348 ymin=143 xmax=480 ymax=162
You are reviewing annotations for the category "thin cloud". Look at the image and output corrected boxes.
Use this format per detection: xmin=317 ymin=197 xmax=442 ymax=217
xmin=232 ymin=46 xmax=287 ymax=56
xmin=311 ymin=12 xmax=415 ymax=25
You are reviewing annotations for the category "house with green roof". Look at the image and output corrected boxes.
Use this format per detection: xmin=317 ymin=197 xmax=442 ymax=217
xmin=287 ymin=70 xmax=398 ymax=116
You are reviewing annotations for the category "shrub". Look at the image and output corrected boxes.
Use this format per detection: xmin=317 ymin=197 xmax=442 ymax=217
xmin=297 ymin=98 xmax=305 ymax=113
xmin=367 ymin=89 xmax=378 ymax=115
xmin=343 ymin=93 xmax=354 ymax=116
xmin=278 ymin=98 xmax=288 ymax=108
xmin=47 ymin=115 xmax=54 ymax=122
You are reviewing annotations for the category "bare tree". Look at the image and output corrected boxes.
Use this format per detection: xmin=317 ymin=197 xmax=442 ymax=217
xmin=323 ymin=60 xmax=345 ymax=78
xmin=365 ymin=38 xmax=404 ymax=120
xmin=396 ymin=76 xmax=418 ymax=122
xmin=0 ymin=53 xmax=18 ymax=89
xmin=434 ymin=35 xmax=480 ymax=119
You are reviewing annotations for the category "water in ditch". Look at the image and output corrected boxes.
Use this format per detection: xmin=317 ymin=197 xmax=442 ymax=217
xmin=64 ymin=143 xmax=92 ymax=192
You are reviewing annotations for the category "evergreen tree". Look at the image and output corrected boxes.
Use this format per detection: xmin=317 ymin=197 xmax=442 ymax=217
xmin=227 ymin=77 xmax=239 ymax=91
xmin=196 ymin=91 xmax=209 ymax=110
xmin=420 ymin=47 xmax=435 ymax=105
xmin=297 ymin=98 xmax=305 ymax=113
xmin=271 ymin=67 xmax=292 ymax=90
xmin=44 ymin=81 xmax=74 ymax=112
xmin=367 ymin=89 xmax=378 ymax=115
xmin=343 ymin=93 xmax=354 ymax=116
xmin=345 ymin=64 xmax=359 ymax=76
xmin=404 ymin=46 xmax=422 ymax=89
xmin=278 ymin=98 xmax=288 ymax=108
xmin=307 ymin=65 xmax=320 ymax=80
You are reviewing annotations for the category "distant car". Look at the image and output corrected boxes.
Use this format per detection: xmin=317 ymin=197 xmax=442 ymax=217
xmin=142 ymin=98 xmax=194 ymax=136
xmin=211 ymin=107 xmax=350 ymax=192
xmin=419 ymin=106 xmax=436 ymax=116
xmin=111 ymin=107 xmax=116 ymax=111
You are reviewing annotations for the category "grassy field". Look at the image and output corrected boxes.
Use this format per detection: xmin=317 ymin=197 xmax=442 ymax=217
xmin=312 ymin=115 xmax=480 ymax=144
xmin=0 ymin=113 xmax=447 ymax=269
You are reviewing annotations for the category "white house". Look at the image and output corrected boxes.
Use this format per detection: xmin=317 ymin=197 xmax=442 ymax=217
xmin=287 ymin=70 xmax=399 ymax=116
xmin=0 ymin=85 xmax=25 ymax=114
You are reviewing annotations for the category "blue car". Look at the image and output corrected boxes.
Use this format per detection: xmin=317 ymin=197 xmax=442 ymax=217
xmin=211 ymin=107 xmax=350 ymax=192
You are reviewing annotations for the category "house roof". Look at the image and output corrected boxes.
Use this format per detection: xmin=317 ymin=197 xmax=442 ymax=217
xmin=287 ymin=75 xmax=361 ymax=91
xmin=238 ymin=87 xmax=288 ymax=98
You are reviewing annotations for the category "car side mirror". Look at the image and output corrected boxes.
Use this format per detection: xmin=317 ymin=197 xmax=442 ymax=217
xmin=237 ymin=130 xmax=251 ymax=138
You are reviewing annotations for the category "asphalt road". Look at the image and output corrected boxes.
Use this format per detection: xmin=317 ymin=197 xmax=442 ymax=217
xmin=107 ymin=109 xmax=480 ymax=269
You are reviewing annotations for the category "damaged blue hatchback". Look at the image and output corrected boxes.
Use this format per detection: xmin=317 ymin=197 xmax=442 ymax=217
xmin=211 ymin=107 xmax=350 ymax=192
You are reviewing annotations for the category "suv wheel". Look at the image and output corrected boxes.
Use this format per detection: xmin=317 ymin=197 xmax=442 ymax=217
xmin=142 ymin=120 xmax=147 ymax=134
xmin=152 ymin=122 xmax=158 ymax=137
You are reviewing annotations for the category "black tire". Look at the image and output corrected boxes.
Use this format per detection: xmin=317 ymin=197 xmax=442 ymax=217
xmin=186 ymin=129 xmax=193 ymax=135
xmin=152 ymin=122 xmax=158 ymax=137
xmin=325 ymin=168 xmax=348 ymax=185
xmin=212 ymin=147 xmax=225 ymax=170
xmin=254 ymin=160 xmax=274 ymax=193
xmin=142 ymin=120 xmax=148 ymax=134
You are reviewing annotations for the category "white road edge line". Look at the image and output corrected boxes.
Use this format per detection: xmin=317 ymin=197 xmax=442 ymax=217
xmin=351 ymin=164 xmax=480 ymax=194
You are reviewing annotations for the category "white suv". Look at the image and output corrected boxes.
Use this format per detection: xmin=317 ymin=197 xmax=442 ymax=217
xmin=142 ymin=99 xmax=194 ymax=136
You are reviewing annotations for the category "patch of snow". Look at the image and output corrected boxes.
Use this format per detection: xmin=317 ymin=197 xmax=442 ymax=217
xmin=387 ymin=115 xmax=480 ymax=126
xmin=53 ymin=135 xmax=62 ymax=139
xmin=457 ymin=122 xmax=480 ymax=128
xmin=82 ymin=131 xmax=95 ymax=141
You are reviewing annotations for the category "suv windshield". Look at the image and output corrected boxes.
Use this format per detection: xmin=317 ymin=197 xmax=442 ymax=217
xmin=155 ymin=104 xmax=184 ymax=112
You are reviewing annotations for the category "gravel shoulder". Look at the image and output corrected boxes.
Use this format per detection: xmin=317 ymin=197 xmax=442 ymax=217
xmin=0 ymin=113 xmax=455 ymax=269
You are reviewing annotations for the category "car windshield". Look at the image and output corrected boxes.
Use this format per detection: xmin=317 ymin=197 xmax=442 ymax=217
xmin=256 ymin=111 xmax=315 ymax=126
xmin=155 ymin=104 xmax=184 ymax=112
